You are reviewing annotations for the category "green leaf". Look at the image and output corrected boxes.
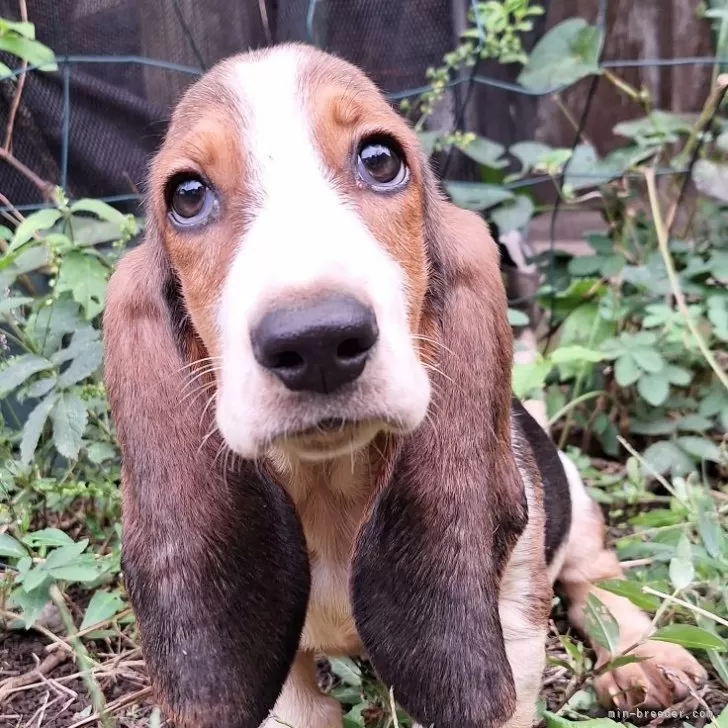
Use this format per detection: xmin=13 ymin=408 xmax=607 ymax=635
xmin=584 ymin=593 xmax=620 ymax=655
xmin=0 ymin=34 xmax=57 ymax=71
xmin=328 ymin=657 xmax=362 ymax=687
xmin=50 ymin=326 xmax=98 ymax=365
xmin=568 ymin=255 xmax=604 ymax=276
xmin=0 ymin=295 xmax=33 ymax=314
xmin=50 ymin=393 xmax=88 ymax=460
xmin=329 ymin=685 xmax=362 ymax=704
xmin=677 ymin=436 xmax=725 ymax=464
xmin=27 ymin=299 xmax=84 ymax=356
xmin=0 ymin=354 xmax=53 ymax=397
xmin=0 ymin=245 xmax=49 ymax=290
xmin=459 ymin=136 xmax=507 ymax=168
xmin=47 ymin=563 xmax=102 ymax=583
xmin=563 ymin=144 xmax=612 ymax=190
xmin=669 ymin=534 xmax=694 ymax=590
xmin=9 ymin=208 xmax=62 ymax=252
xmin=676 ymin=414 xmax=712 ymax=433
xmin=45 ymin=539 xmax=89 ymax=570
xmin=694 ymin=159 xmax=728 ymax=203
xmin=512 ymin=358 xmax=553 ymax=398
xmin=20 ymin=393 xmax=58 ymax=465
xmin=23 ymin=567 xmax=50 ymax=592
xmin=56 ymin=339 xmax=103 ymax=388
xmin=445 ymin=182 xmax=514 ymax=211
xmin=643 ymin=441 xmax=695 ymax=477
xmin=717 ymin=706 xmax=728 ymax=728
xmin=508 ymin=308 xmax=530 ymax=326
xmin=614 ymin=354 xmax=641 ymax=386
xmin=23 ymin=528 xmax=74 ymax=548
xmin=80 ymin=590 xmax=125 ymax=630
xmin=0 ymin=533 xmax=28 ymax=559
xmin=651 ymin=624 xmax=727 ymax=651
xmin=638 ymin=371 xmax=670 ymax=406
xmin=509 ymin=141 xmax=555 ymax=176
xmin=550 ymin=345 xmax=604 ymax=364
xmin=665 ymin=365 xmax=693 ymax=387
xmin=70 ymin=199 xmax=127 ymax=226
xmin=614 ymin=111 xmax=696 ymax=145
xmin=0 ymin=19 xmax=37 ymax=38
xmin=601 ymin=255 xmax=624 ymax=277
xmin=631 ymin=347 xmax=665 ymax=373
xmin=86 ymin=442 xmax=117 ymax=464
xmin=629 ymin=418 xmax=677 ymax=436
xmin=490 ymin=194 xmax=534 ymax=233
xmin=56 ymin=251 xmax=108 ymax=319
xmin=560 ymin=303 xmax=615 ymax=350
xmin=697 ymin=497 xmax=725 ymax=559
xmin=597 ymin=579 xmax=660 ymax=611
xmin=601 ymin=654 xmax=649 ymax=671
xmin=518 ymin=19 xmax=602 ymax=92
xmin=9 ymin=584 xmax=51 ymax=628
xmin=24 ymin=376 xmax=56 ymax=399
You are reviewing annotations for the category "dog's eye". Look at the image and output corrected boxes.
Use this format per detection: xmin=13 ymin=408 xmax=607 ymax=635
xmin=357 ymin=137 xmax=408 ymax=190
xmin=167 ymin=176 xmax=215 ymax=226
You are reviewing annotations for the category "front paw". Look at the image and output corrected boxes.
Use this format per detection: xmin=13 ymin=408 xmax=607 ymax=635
xmin=594 ymin=640 xmax=708 ymax=711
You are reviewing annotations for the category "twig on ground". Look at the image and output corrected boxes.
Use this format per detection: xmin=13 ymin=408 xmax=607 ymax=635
xmin=0 ymin=652 xmax=69 ymax=702
xmin=66 ymin=687 xmax=153 ymax=728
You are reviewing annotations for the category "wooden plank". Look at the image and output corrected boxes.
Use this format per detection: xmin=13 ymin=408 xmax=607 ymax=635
xmin=536 ymin=0 xmax=715 ymax=152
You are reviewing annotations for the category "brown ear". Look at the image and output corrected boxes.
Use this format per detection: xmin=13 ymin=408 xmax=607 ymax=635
xmin=351 ymin=170 xmax=527 ymax=728
xmin=103 ymin=230 xmax=310 ymax=728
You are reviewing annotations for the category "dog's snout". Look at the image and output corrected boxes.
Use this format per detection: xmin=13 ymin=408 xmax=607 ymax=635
xmin=251 ymin=295 xmax=378 ymax=393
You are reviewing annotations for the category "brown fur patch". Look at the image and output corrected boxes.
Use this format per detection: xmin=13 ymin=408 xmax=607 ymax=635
xmin=147 ymin=67 xmax=250 ymax=359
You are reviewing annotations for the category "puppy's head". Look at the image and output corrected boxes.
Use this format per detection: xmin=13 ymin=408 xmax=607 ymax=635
xmin=149 ymin=44 xmax=433 ymax=461
xmin=105 ymin=44 xmax=528 ymax=728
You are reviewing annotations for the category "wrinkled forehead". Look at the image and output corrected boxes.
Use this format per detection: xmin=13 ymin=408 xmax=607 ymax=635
xmin=152 ymin=45 xmax=419 ymax=190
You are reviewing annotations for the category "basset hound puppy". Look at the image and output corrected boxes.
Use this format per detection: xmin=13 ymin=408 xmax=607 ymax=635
xmin=103 ymin=44 xmax=707 ymax=728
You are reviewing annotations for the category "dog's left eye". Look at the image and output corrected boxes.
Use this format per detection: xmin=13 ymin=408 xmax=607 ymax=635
xmin=357 ymin=137 xmax=408 ymax=190
xmin=166 ymin=176 xmax=216 ymax=227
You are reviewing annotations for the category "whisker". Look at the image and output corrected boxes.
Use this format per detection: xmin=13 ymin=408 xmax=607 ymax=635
xmin=410 ymin=333 xmax=456 ymax=358
xmin=180 ymin=381 xmax=216 ymax=408
xmin=199 ymin=391 xmax=218 ymax=430
xmin=175 ymin=355 xmax=222 ymax=375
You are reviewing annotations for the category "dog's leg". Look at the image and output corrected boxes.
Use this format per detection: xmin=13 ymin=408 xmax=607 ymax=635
xmin=556 ymin=453 xmax=707 ymax=710
xmin=263 ymin=651 xmax=342 ymax=728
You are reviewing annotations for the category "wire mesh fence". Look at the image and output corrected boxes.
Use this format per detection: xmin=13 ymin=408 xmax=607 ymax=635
xmin=0 ymin=0 xmax=725 ymax=219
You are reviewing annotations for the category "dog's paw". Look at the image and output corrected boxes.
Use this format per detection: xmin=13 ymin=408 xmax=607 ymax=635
xmin=594 ymin=639 xmax=708 ymax=710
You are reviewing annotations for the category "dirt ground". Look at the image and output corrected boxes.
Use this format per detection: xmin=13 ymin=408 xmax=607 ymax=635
xmin=2 ymin=620 xmax=727 ymax=728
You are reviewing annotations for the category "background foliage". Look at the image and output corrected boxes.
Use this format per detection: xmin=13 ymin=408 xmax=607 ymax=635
xmin=1 ymin=2 xmax=727 ymax=726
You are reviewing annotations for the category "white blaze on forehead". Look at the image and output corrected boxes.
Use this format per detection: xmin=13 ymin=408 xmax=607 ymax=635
xmin=214 ymin=46 xmax=431 ymax=458
xmin=222 ymin=46 xmax=405 ymax=310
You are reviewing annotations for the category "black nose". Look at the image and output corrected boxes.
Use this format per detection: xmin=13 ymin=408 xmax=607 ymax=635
xmin=251 ymin=295 xmax=378 ymax=394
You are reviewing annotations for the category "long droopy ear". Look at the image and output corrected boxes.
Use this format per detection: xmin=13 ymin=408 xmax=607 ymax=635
xmin=103 ymin=231 xmax=310 ymax=728
xmin=352 ymin=170 xmax=528 ymax=728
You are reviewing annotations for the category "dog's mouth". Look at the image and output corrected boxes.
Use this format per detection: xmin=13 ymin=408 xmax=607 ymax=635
xmin=274 ymin=417 xmax=384 ymax=460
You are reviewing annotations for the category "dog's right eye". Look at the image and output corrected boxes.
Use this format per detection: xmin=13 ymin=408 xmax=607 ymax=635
xmin=166 ymin=175 xmax=216 ymax=227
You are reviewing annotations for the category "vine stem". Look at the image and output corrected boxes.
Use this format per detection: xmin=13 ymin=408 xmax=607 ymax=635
xmin=548 ymin=389 xmax=610 ymax=427
xmin=0 ymin=146 xmax=55 ymax=199
xmin=642 ymin=586 xmax=728 ymax=629
xmin=644 ymin=167 xmax=728 ymax=393
xmin=49 ymin=585 xmax=116 ymax=728
xmin=2 ymin=0 xmax=29 ymax=151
